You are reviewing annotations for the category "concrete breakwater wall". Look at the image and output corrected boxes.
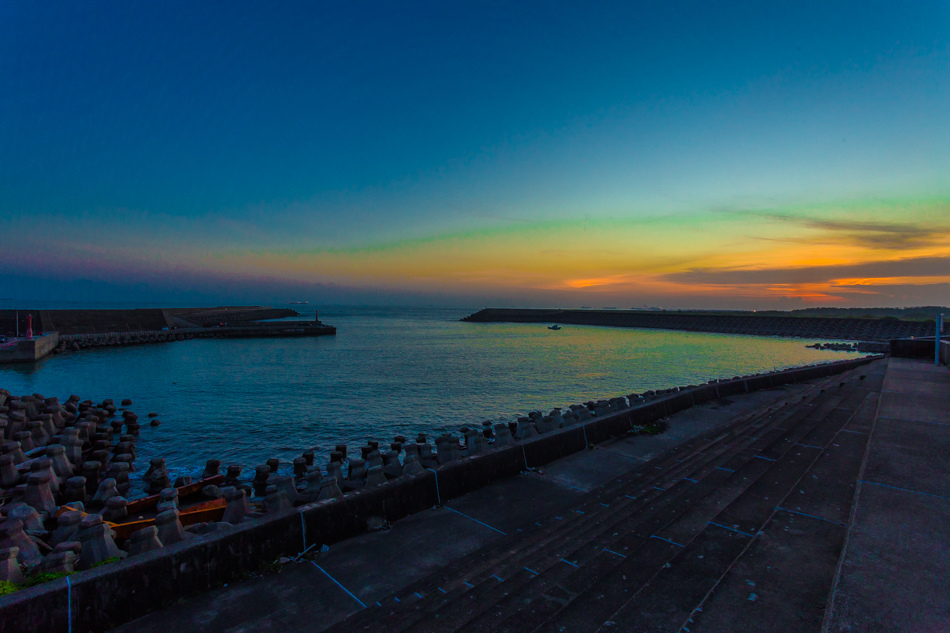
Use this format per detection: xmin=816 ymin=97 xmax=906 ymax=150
xmin=0 ymin=307 xmax=299 ymax=338
xmin=0 ymin=355 xmax=880 ymax=633
xmin=463 ymin=308 xmax=941 ymax=342
xmin=54 ymin=323 xmax=336 ymax=353
xmin=890 ymin=337 xmax=950 ymax=364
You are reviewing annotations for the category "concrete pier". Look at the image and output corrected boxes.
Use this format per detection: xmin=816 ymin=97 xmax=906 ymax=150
xmin=0 ymin=332 xmax=59 ymax=364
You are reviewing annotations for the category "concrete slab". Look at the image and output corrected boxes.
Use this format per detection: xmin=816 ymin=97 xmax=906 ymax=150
xmin=447 ymin=473 xmax=584 ymax=534
xmin=538 ymin=383 xmax=816 ymax=492
xmin=881 ymin=359 xmax=950 ymax=391
xmin=316 ymin=507 xmax=499 ymax=605
xmin=881 ymin=379 xmax=950 ymax=397
xmin=863 ymin=416 xmax=950 ymax=499
xmin=118 ymin=559 xmax=360 ymax=633
xmin=788 ymin=428 xmax=868 ymax=525
xmin=607 ymin=524 xmax=754 ymax=632
xmin=826 ymin=358 xmax=950 ymax=633
xmin=599 ymin=432 xmax=688 ymax=463
xmin=877 ymin=392 xmax=950 ymax=425
xmin=841 ymin=392 xmax=879 ymax=435
xmin=692 ymin=511 xmax=846 ymax=633
xmin=535 ymin=446 xmax=636 ymax=492
xmin=825 ymin=484 xmax=950 ymax=633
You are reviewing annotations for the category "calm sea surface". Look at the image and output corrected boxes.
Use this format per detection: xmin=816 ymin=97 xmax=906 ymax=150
xmin=0 ymin=305 xmax=861 ymax=483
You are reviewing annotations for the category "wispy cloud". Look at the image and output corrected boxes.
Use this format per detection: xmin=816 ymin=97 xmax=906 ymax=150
xmin=718 ymin=208 xmax=950 ymax=250
xmin=662 ymin=256 xmax=950 ymax=286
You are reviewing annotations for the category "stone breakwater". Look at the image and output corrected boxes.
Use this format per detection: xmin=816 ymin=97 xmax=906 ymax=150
xmin=0 ymin=355 xmax=880 ymax=632
xmin=462 ymin=308 xmax=942 ymax=343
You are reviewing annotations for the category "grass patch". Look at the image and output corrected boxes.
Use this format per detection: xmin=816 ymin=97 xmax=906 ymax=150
xmin=1 ymin=570 xmax=77 ymax=595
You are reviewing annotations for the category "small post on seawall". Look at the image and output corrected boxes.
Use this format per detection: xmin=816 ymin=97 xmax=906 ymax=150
xmin=937 ymin=313 xmax=944 ymax=366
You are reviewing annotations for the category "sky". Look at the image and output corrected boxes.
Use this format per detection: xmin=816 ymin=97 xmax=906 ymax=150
xmin=1 ymin=1 xmax=949 ymax=309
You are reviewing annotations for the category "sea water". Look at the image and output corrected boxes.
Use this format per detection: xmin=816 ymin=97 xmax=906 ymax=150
xmin=0 ymin=305 xmax=861 ymax=481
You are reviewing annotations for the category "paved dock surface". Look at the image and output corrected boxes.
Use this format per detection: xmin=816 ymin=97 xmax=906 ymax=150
xmin=118 ymin=357 xmax=949 ymax=633
xmin=824 ymin=357 xmax=950 ymax=632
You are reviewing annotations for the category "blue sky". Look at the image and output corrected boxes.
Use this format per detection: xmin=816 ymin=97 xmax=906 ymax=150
xmin=2 ymin=1 xmax=948 ymax=307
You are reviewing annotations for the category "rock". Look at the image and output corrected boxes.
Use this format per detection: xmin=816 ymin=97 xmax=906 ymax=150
xmin=154 ymin=510 xmax=191 ymax=546
xmin=264 ymin=485 xmax=293 ymax=513
xmin=40 ymin=550 xmax=77 ymax=575
xmin=156 ymin=487 xmax=179 ymax=513
xmin=402 ymin=455 xmax=425 ymax=476
xmin=128 ymin=526 xmax=163 ymax=556
xmin=103 ymin=495 xmax=129 ymax=522
xmin=0 ymin=454 xmax=19 ymax=488
xmin=7 ymin=503 xmax=45 ymax=533
xmin=364 ymin=466 xmax=387 ymax=488
xmin=50 ymin=511 xmax=84 ymax=547
xmin=0 ymin=547 xmax=25 ymax=584
xmin=90 ymin=478 xmax=119 ymax=510
xmin=201 ymin=459 xmax=221 ymax=480
xmin=0 ymin=519 xmax=41 ymax=567
xmin=224 ymin=464 xmax=242 ymax=484
xmin=24 ymin=471 xmax=57 ymax=516
xmin=221 ymin=487 xmax=250 ymax=524
xmin=317 ymin=477 xmax=343 ymax=501
xmin=76 ymin=514 xmax=123 ymax=570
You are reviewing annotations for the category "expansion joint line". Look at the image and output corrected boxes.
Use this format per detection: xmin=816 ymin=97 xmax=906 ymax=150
xmin=66 ymin=574 xmax=72 ymax=633
xmin=443 ymin=506 xmax=507 ymax=535
xmin=311 ymin=561 xmax=367 ymax=609
xmin=426 ymin=468 xmax=442 ymax=505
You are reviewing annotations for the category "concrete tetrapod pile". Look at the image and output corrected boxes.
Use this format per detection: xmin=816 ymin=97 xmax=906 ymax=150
xmin=0 ymin=391 xmax=265 ymax=592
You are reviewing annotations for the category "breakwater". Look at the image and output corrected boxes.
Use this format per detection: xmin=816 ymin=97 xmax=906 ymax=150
xmin=462 ymin=308 xmax=941 ymax=342
xmin=56 ymin=322 xmax=335 ymax=352
xmin=0 ymin=307 xmax=299 ymax=337
xmin=0 ymin=306 xmax=334 ymax=363
xmin=0 ymin=355 xmax=880 ymax=632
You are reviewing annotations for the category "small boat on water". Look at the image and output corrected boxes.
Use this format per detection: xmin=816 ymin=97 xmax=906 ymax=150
xmin=548 ymin=324 xmax=562 ymax=330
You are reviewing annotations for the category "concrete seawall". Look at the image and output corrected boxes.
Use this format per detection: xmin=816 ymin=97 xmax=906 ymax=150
xmin=0 ymin=355 xmax=881 ymax=633
xmin=462 ymin=308 xmax=941 ymax=342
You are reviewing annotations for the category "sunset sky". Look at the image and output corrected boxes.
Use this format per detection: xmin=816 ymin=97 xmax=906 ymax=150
xmin=2 ymin=1 xmax=948 ymax=308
